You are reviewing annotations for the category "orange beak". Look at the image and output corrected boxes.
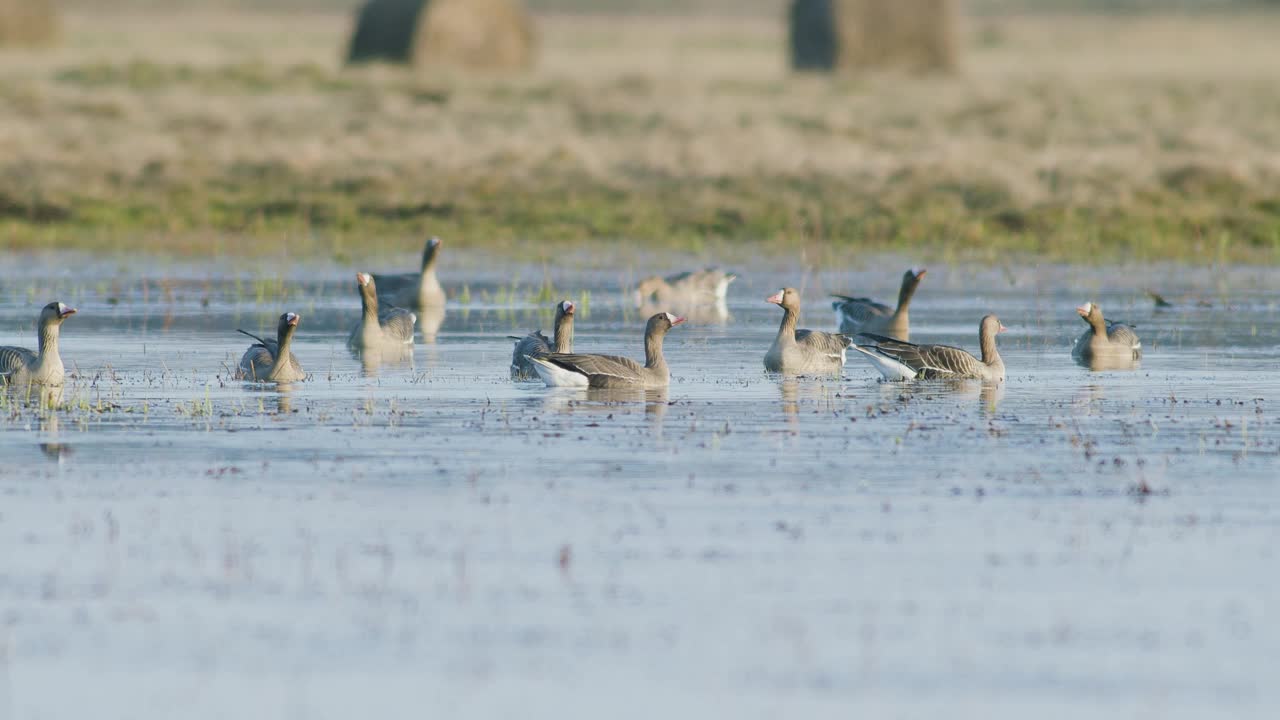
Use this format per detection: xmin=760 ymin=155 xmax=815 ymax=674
xmin=765 ymin=291 xmax=783 ymax=304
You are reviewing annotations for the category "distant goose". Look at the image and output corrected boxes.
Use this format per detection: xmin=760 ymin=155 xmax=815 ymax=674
xmin=236 ymin=312 xmax=305 ymax=383
xmin=0 ymin=301 xmax=76 ymax=388
xmin=763 ymin=287 xmax=853 ymax=374
xmin=348 ymin=272 xmax=417 ymax=351
xmin=853 ymin=314 xmax=1007 ymax=382
xmin=510 ymin=299 xmax=575 ymax=381
xmin=1072 ymin=302 xmax=1141 ymax=362
xmin=635 ymin=268 xmax=736 ymax=306
xmin=373 ymin=236 xmax=446 ymax=309
xmin=831 ymin=268 xmax=926 ymax=340
xmin=529 ymin=312 xmax=684 ymax=389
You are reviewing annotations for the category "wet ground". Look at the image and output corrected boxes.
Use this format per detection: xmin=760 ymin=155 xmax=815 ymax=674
xmin=2 ymin=253 xmax=1278 ymax=718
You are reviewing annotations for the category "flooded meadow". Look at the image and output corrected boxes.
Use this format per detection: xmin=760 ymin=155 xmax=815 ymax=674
xmin=2 ymin=252 xmax=1278 ymax=718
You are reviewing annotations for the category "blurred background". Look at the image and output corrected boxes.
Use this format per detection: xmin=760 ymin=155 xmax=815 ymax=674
xmin=2 ymin=0 xmax=1279 ymax=264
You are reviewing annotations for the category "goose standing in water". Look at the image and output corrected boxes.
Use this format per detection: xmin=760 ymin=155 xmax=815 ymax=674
xmin=510 ymin=299 xmax=575 ymax=381
xmin=763 ymin=287 xmax=853 ymax=375
xmin=236 ymin=312 xmax=305 ymax=383
xmin=1072 ymin=302 xmax=1141 ymax=364
xmin=348 ymin=272 xmax=417 ymax=352
xmin=634 ymin=268 xmax=736 ymax=307
xmin=373 ymin=236 xmax=446 ymax=310
xmin=853 ymin=314 xmax=1007 ymax=382
xmin=1 ymin=302 xmax=76 ymax=388
xmin=528 ymin=312 xmax=684 ymax=389
xmin=831 ymin=268 xmax=926 ymax=340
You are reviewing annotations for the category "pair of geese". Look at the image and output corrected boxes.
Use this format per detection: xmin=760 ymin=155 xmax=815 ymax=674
xmin=236 ymin=237 xmax=445 ymax=383
xmin=508 ymin=268 xmax=1141 ymax=389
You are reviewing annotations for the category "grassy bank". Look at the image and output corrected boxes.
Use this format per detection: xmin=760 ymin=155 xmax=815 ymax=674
xmin=2 ymin=11 xmax=1280 ymax=262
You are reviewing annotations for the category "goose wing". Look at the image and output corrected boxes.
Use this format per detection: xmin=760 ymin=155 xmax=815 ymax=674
xmin=856 ymin=333 xmax=982 ymax=379
xmin=542 ymin=353 xmax=645 ymax=383
xmin=377 ymin=306 xmax=417 ymax=343
xmin=831 ymin=295 xmax=893 ymax=326
xmin=0 ymin=346 xmax=36 ymax=376
xmin=795 ymin=329 xmax=854 ymax=360
xmin=510 ymin=331 xmax=552 ymax=378
xmin=1106 ymin=322 xmax=1142 ymax=353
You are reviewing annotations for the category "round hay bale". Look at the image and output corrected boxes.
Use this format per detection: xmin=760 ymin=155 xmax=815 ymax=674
xmin=348 ymin=0 xmax=428 ymax=64
xmin=0 ymin=0 xmax=60 ymax=48
xmin=789 ymin=0 xmax=959 ymax=73
xmin=347 ymin=0 xmax=536 ymax=71
xmin=412 ymin=0 xmax=537 ymax=72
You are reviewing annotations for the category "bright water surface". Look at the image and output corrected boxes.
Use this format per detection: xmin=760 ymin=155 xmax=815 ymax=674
xmin=2 ymin=253 xmax=1278 ymax=718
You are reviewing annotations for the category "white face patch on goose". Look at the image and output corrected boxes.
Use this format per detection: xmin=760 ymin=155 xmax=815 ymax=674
xmin=562 ymin=301 xmax=574 ymax=313
xmin=357 ymin=273 xmax=371 ymax=287
xmin=285 ymin=313 xmax=299 ymax=324
xmin=57 ymin=303 xmax=67 ymax=315
xmin=664 ymin=312 xmax=678 ymax=324
xmin=1081 ymin=302 xmax=1093 ymax=314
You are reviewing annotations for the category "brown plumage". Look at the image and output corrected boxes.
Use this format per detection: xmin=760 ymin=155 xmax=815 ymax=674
xmin=831 ymin=268 xmax=926 ymax=340
xmin=236 ymin=312 xmax=305 ymax=383
xmin=1072 ymin=302 xmax=1141 ymax=365
xmin=764 ymin=287 xmax=853 ymax=375
xmin=529 ymin=312 xmax=684 ymax=389
xmin=510 ymin=299 xmax=575 ymax=381
xmin=1 ymin=301 xmax=76 ymax=388
xmin=372 ymin=236 xmax=446 ymax=310
xmin=348 ymin=272 xmax=417 ymax=352
xmin=853 ymin=314 xmax=1007 ymax=382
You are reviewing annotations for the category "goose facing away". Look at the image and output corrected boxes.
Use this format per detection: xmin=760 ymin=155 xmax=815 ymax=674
xmin=348 ymin=272 xmax=417 ymax=351
xmin=831 ymin=268 xmax=926 ymax=340
xmin=853 ymin=314 xmax=1007 ymax=382
xmin=763 ymin=288 xmax=853 ymax=375
xmin=634 ymin=268 xmax=736 ymax=306
xmin=373 ymin=236 xmax=446 ymax=309
xmin=1072 ymin=302 xmax=1141 ymax=362
xmin=529 ymin=312 xmax=684 ymax=389
xmin=236 ymin=312 xmax=305 ymax=383
xmin=0 ymin=301 xmax=76 ymax=388
xmin=510 ymin=299 xmax=575 ymax=381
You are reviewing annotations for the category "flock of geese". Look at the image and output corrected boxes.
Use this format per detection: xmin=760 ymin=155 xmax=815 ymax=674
xmin=0 ymin=237 xmax=1144 ymax=392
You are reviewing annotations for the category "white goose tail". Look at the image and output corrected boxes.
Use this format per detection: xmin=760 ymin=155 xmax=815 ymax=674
xmin=851 ymin=344 xmax=917 ymax=381
xmin=528 ymin=355 xmax=590 ymax=388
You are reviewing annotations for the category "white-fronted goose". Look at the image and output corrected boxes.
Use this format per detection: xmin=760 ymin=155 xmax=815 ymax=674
xmin=634 ymin=268 xmax=736 ymax=306
xmin=1072 ymin=302 xmax=1141 ymax=362
xmin=529 ymin=312 xmax=684 ymax=389
xmin=764 ymin=288 xmax=853 ymax=374
xmin=373 ymin=236 xmax=446 ymax=309
xmin=236 ymin=312 xmax=305 ymax=383
xmin=510 ymin=299 xmax=575 ymax=381
xmin=348 ymin=272 xmax=417 ymax=351
xmin=831 ymin=268 xmax=926 ymax=340
xmin=853 ymin=314 xmax=1007 ymax=382
xmin=1 ymin=302 xmax=76 ymax=388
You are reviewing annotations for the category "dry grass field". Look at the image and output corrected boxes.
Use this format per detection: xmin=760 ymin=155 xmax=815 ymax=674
xmin=2 ymin=7 xmax=1280 ymax=262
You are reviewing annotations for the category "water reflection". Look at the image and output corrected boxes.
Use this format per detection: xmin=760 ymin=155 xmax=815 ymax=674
xmin=352 ymin=347 xmax=416 ymax=375
xmin=639 ymin=300 xmax=729 ymax=325
xmin=873 ymin=378 xmax=1005 ymax=414
xmin=417 ymin=304 xmax=446 ymax=343
xmin=1075 ymin=354 xmax=1141 ymax=372
xmin=777 ymin=376 xmax=841 ymax=424
xmin=538 ymin=387 xmax=668 ymax=432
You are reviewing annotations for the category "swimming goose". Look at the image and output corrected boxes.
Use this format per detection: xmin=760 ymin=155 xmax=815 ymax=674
xmin=0 ymin=301 xmax=76 ymax=388
xmin=529 ymin=312 xmax=684 ymax=389
xmin=853 ymin=314 xmax=1007 ymax=382
xmin=634 ymin=268 xmax=736 ymax=306
xmin=236 ymin=312 xmax=305 ymax=383
xmin=373 ymin=236 xmax=446 ymax=309
xmin=764 ymin=287 xmax=853 ymax=374
xmin=510 ymin=299 xmax=575 ymax=381
xmin=831 ymin=268 xmax=926 ymax=340
xmin=348 ymin=272 xmax=417 ymax=351
xmin=1072 ymin=302 xmax=1141 ymax=362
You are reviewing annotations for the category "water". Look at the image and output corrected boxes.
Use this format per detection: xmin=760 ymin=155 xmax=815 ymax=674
xmin=2 ymin=254 xmax=1278 ymax=718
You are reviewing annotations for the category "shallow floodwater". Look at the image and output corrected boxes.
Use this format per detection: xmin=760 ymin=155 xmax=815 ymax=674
xmin=2 ymin=254 xmax=1279 ymax=719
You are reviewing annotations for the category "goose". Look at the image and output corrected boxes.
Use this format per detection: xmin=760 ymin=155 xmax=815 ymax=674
xmin=1072 ymin=302 xmax=1141 ymax=362
xmin=634 ymin=268 xmax=736 ymax=306
xmin=763 ymin=287 xmax=853 ymax=374
xmin=373 ymin=236 xmax=445 ymax=309
xmin=235 ymin=312 xmax=305 ymax=383
xmin=0 ymin=301 xmax=76 ymax=388
xmin=853 ymin=314 xmax=1007 ymax=382
xmin=510 ymin=299 xmax=575 ymax=381
xmin=528 ymin=312 xmax=684 ymax=389
xmin=348 ymin=272 xmax=417 ymax=351
xmin=831 ymin=268 xmax=926 ymax=340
